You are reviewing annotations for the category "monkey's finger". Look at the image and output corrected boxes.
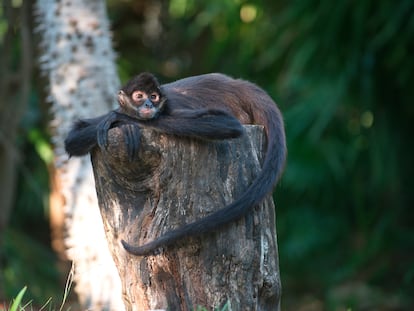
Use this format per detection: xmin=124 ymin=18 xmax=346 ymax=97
xmin=122 ymin=124 xmax=141 ymax=161
xmin=97 ymin=112 xmax=117 ymax=148
xmin=130 ymin=126 xmax=141 ymax=161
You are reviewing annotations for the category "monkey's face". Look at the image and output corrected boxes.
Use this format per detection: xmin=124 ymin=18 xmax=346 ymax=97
xmin=118 ymin=89 xmax=166 ymax=120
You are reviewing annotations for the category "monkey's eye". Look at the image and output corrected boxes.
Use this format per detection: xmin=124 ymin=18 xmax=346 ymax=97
xmin=150 ymin=93 xmax=160 ymax=102
xmin=132 ymin=91 xmax=145 ymax=101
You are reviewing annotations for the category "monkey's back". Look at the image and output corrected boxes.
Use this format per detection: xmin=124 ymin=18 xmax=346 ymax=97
xmin=162 ymin=73 xmax=279 ymax=126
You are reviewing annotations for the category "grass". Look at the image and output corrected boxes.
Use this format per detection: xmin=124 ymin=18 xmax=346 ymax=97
xmin=2 ymin=263 xmax=74 ymax=311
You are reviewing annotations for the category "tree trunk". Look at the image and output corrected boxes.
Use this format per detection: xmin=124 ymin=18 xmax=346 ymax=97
xmin=91 ymin=125 xmax=281 ymax=311
xmin=35 ymin=0 xmax=124 ymax=309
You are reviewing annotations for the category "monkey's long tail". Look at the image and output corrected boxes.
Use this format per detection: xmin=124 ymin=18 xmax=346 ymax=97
xmin=122 ymin=105 xmax=286 ymax=256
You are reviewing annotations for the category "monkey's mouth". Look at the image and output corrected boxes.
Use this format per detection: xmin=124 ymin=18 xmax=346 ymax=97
xmin=138 ymin=109 xmax=156 ymax=119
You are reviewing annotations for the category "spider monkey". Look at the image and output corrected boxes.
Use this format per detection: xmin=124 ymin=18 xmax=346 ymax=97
xmin=65 ymin=73 xmax=244 ymax=160
xmin=64 ymin=72 xmax=287 ymax=256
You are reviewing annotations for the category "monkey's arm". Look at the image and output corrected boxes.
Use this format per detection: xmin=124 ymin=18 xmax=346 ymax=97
xmin=95 ymin=108 xmax=244 ymax=152
xmin=65 ymin=116 xmax=105 ymax=157
xmin=66 ymin=108 xmax=243 ymax=159
xmin=146 ymin=108 xmax=245 ymax=140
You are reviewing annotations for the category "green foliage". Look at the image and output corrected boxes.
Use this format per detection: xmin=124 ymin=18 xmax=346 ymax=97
xmin=2 ymin=229 xmax=61 ymax=307
xmin=108 ymin=0 xmax=414 ymax=309
xmin=2 ymin=281 xmax=72 ymax=311
xmin=8 ymin=286 xmax=27 ymax=311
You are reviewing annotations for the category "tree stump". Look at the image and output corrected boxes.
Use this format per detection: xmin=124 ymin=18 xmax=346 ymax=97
xmin=91 ymin=125 xmax=281 ymax=311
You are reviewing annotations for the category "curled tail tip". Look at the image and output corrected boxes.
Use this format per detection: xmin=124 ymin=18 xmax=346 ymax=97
xmin=121 ymin=239 xmax=139 ymax=255
xmin=121 ymin=239 xmax=155 ymax=256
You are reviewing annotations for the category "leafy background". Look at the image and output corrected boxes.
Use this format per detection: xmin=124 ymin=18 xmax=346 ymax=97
xmin=1 ymin=0 xmax=413 ymax=310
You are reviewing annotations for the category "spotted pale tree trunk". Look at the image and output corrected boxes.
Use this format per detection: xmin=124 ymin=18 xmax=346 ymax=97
xmin=35 ymin=0 xmax=124 ymax=309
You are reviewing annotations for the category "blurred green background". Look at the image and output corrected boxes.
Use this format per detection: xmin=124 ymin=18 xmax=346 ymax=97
xmin=1 ymin=0 xmax=413 ymax=310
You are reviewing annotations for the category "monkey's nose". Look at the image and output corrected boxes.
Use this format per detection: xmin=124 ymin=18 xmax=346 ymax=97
xmin=144 ymin=99 xmax=153 ymax=108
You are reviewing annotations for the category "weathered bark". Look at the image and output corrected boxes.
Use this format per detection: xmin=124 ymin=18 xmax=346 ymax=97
xmin=35 ymin=0 xmax=124 ymax=309
xmin=91 ymin=125 xmax=281 ymax=311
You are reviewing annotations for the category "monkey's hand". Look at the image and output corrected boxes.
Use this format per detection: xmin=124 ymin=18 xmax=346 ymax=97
xmin=119 ymin=123 xmax=141 ymax=161
xmin=97 ymin=111 xmax=119 ymax=149
xmin=97 ymin=111 xmax=142 ymax=161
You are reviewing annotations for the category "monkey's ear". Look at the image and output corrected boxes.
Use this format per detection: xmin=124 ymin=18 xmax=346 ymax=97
xmin=118 ymin=90 xmax=128 ymax=108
